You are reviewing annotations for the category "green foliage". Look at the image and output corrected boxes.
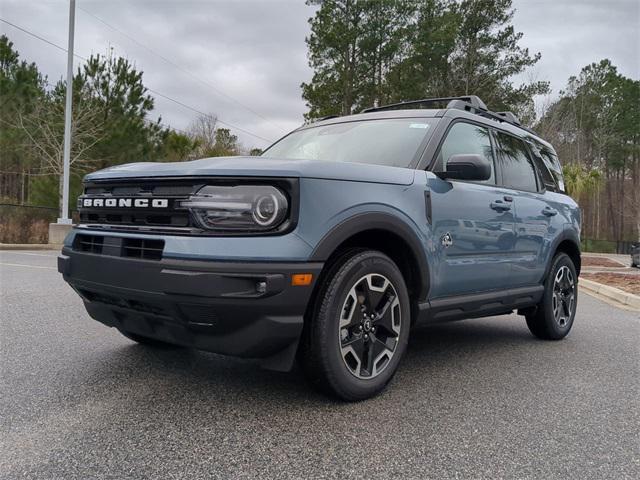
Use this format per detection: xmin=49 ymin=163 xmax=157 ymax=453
xmin=562 ymin=163 xmax=601 ymax=201
xmin=29 ymin=174 xmax=83 ymax=210
xmin=73 ymin=51 xmax=164 ymax=168
xmin=156 ymin=130 xmax=199 ymax=162
xmin=0 ymin=34 xmax=46 ymax=175
xmin=0 ymin=36 xmax=215 ymax=213
xmin=537 ymin=59 xmax=640 ymax=242
xmin=302 ymin=0 xmax=549 ymax=121
xmin=207 ymin=128 xmax=239 ymax=157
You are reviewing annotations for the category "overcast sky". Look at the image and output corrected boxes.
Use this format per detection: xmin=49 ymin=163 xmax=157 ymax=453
xmin=1 ymin=0 xmax=638 ymax=149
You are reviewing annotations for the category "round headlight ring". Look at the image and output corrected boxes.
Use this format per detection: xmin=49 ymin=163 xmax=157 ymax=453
xmin=252 ymin=193 xmax=280 ymax=226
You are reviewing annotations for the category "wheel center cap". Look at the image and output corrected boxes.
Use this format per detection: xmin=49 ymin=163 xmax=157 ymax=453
xmin=363 ymin=319 xmax=372 ymax=332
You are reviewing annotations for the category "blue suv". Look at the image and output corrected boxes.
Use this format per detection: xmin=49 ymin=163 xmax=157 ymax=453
xmin=59 ymin=96 xmax=581 ymax=401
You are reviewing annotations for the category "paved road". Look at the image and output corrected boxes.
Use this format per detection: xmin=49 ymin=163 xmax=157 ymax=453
xmin=1 ymin=250 xmax=638 ymax=480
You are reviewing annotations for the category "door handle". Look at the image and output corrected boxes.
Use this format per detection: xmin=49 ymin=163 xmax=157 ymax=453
xmin=490 ymin=200 xmax=511 ymax=211
xmin=542 ymin=206 xmax=558 ymax=216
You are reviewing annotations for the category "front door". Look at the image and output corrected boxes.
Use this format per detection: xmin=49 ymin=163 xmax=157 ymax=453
xmin=427 ymin=121 xmax=515 ymax=299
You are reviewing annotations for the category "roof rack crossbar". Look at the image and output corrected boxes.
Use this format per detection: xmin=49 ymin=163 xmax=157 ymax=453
xmin=361 ymin=95 xmax=487 ymax=113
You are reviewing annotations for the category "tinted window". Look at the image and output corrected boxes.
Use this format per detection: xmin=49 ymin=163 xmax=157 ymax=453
xmin=263 ymin=118 xmax=436 ymax=168
xmin=435 ymin=122 xmax=496 ymax=184
xmin=528 ymin=146 xmax=555 ymax=190
xmin=495 ymin=132 xmax=538 ymax=192
xmin=529 ymin=139 xmax=565 ymax=192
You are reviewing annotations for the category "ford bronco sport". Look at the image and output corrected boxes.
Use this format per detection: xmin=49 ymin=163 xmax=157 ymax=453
xmin=59 ymin=96 xmax=581 ymax=401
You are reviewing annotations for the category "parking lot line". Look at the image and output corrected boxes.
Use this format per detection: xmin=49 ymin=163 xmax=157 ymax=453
xmin=0 ymin=262 xmax=56 ymax=270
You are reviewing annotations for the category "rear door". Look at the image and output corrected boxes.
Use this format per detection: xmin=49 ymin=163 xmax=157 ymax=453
xmin=427 ymin=121 xmax=516 ymax=298
xmin=493 ymin=131 xmax=557 ymax=287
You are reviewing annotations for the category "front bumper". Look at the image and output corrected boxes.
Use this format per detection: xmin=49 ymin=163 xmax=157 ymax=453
xmin=59 ymin=247 xmax=323 ymax=371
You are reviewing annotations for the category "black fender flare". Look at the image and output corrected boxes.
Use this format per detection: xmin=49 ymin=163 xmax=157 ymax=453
xmin=544 ymin=225 xmax=582 ymax=279
xmin=309 ymin=212 xmax=431 ymax=300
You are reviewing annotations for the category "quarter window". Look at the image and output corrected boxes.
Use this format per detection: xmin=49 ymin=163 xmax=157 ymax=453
xmin=435 ymin=122 xmax=496 ymax=184
xmin=495 ymin=132 xmax=538 ymax=192
xmin=529 ymin=139 xmax=565 ymax=192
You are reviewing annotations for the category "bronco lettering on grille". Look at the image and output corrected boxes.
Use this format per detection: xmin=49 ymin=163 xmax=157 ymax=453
xmin=81 ymin=198 xmax=169 ymax=208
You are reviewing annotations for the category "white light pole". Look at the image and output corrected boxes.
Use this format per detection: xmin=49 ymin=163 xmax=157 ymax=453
xmin=58 ymin=0 xmax=75 ymax=225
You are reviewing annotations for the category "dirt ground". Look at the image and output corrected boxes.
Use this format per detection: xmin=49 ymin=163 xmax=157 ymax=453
xmin=582 ymin=256 xmax=626 ymax=268
xmin=581 ymin=272 xmax=640 ymax=295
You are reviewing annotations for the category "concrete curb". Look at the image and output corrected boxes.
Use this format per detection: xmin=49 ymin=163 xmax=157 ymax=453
xmin=0 ymin=243 xmax=62 ymax=251
xmin=580 ymin=278 xmax=640 ymax=311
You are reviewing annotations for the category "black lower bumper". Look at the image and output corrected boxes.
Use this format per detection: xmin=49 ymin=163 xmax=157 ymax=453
xmin=58 ymin=248 xmax=323 ymax=371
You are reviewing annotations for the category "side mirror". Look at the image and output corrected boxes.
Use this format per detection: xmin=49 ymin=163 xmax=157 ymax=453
xmin=437 ymin=154 xmax=491 ymax=181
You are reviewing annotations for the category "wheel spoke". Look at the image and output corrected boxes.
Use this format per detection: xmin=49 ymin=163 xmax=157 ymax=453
xmin=338 ymin=272 xmax=402 ymax=379
xmin=360 ymin=334 xmax=390 ymax=377
xmin=340 ymin=336 xmax=366 ymax=377
xmin=357 ymin=279 xmax=384 ymax=312
xmin=551 ymin=265 xmax=575 ymax=328
xmin=373 ymin=297 xmax=399 ymax=337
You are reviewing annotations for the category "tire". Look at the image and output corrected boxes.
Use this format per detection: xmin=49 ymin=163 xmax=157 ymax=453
xmin=118 ymin=329 xmax=182 ymax=348
xmin=299 ymin=249 xmax=411 ymax=401
xmin=525 ymin=252 xmax=578 ymax=340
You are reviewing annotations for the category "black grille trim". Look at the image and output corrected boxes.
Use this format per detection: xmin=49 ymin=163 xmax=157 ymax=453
xmin=73 ymin=234 xmax=164 ymax=261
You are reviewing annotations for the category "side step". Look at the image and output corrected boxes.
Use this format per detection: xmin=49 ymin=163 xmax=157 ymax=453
xmin=414 ymin=285 xmax=544 ymax=324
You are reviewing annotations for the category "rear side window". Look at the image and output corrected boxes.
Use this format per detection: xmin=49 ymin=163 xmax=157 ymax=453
xmin=528 ymin=139 xmax=565 ymax=192
xmin=494 ymin=132 xmax=538 ymax=192
xmin=435 ymin=122 xmax=496 ymax=184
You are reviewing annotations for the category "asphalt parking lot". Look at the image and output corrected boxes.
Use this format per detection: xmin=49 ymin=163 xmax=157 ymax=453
xmin=1 ymin=250 xmax=638 ymax=479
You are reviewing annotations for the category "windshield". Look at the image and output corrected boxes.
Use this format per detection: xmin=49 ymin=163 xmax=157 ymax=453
xmin=262 ymin=118 xmax=436 ymax=168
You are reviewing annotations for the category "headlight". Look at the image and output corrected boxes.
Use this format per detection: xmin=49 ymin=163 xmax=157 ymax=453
xmin=180 ymin=185 xmax=289 ymax=231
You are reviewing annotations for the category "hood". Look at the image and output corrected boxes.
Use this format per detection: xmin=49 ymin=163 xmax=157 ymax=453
xmin=83 ymin=156 xmax=415 ymax=186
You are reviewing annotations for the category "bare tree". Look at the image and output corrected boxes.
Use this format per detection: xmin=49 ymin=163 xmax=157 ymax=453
xmin=187 ymin=113 xmax=217 ymax=158
xmin=16 ymin=92 xmax=107 ymax=212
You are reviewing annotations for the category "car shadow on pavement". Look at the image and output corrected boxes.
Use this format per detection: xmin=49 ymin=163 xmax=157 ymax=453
xmin=66 ymin=315 xmax=538 ymax=409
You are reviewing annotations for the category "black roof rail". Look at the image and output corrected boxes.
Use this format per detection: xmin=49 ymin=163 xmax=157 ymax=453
xmin=318 ymin=114 xmax=340 ymax=121
xmin=495 ymin=111 xmax=521 ymax=126
xmin=360 ymin=95 xmax=538 ymax=135
xmin=361 ymin=95 xmax=487 ymax=113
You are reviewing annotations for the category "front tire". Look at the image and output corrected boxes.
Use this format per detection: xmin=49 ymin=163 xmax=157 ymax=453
xmin=299 ymin=250 xmax=410 ymax=401
xmin=526 ymin=253 xmax=578 ymax=340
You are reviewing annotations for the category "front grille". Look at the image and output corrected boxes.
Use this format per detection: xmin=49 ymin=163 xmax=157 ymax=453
xmin=75 ymin=234 xmax=104 ymax=254
xmin=73 ymin=234 xmax=164 ymax=261
xmin=78 ymin=179 xmax=203 ymax=233
xmin=77 ymin=177 xmax=299 ymax=236
xmin=122 ymin=238 xmax=164 ymax=260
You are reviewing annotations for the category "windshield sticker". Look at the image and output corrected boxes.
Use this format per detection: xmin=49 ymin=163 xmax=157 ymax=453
xmin=409 ymin=123 xmax=430 ymax=129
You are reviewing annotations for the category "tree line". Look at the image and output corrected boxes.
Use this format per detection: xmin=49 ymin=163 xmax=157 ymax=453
xmin=0 ymin=35 xmax=257 ymax=211
xmin=303 ymin=0 xmax=639 ymax=243
xmin=537 ymin=60 xmax=639 ymax=244
xmin=302 ymin=0 xmax=549 ymax=123
xmin=1 ymin=0 xmax=638 ymax=244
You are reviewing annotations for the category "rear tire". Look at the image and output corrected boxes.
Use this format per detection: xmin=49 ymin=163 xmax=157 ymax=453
xmin=299 ymin=250 xmax=410 ymax=401
xmin=526 ymin=253 xmax=578 ymax=340
xmin=118 ymin=329 xmax=182 ymax=348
